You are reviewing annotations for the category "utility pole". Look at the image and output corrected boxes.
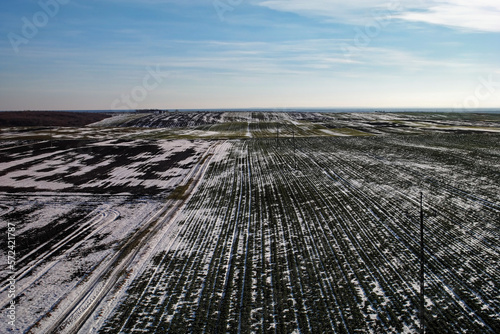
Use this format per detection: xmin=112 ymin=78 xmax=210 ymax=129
xmin=420 ymin=192 xmax=425 ymax=334
xmin=293 ymin=130 xmax=297 ymax=170
xmin=276 ymin=124 xmax=279 ymax=147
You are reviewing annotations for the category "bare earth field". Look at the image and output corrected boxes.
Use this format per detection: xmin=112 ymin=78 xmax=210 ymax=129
xmin=0 ymin=111 xmax=112 ymax=128
xmin=0 ymin=111 xmax=499 ymax=333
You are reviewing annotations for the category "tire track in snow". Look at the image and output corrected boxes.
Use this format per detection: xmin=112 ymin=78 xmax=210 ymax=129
xmin=0 ymin=207 xmax=119 ymax=310
xmin=35 ymin=142 xmax=222 ymax=334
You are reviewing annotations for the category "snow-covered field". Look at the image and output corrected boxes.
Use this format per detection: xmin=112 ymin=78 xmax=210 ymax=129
xmin=4 ymin=111 xmax=500 ymax=141
xmin=0 ymin=139 xmax=210 ymax=195
xmin=0 ymin=112 xmax=499 ymax=333
xmin=98 ymin=134 xmax=500 ymax=334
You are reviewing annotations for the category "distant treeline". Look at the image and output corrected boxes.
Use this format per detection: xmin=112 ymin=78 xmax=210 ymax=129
xmin=0 ymin=111 xmax=112 ymax=127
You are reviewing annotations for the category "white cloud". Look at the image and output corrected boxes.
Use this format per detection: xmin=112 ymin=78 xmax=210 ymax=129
xmin=399 ymin=0 xmax=500 ymax=33
xmin=255 ymin=0 xmax=500 ymax=32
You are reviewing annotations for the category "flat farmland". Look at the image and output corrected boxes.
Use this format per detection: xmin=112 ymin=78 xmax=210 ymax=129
xmin=0 ymin=112 xmax=499 ymax=333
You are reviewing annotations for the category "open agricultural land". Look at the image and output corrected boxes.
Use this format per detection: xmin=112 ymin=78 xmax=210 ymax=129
xmin=0 ymin=111 xmax=499 ymax=333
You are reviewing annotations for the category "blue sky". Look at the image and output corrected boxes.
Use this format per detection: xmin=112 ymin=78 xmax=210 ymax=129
xmin=1 ymin=0 xmax=499 ymax=110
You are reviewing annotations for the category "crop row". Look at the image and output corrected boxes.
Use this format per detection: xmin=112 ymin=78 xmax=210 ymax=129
xmin=100 ymin=133 xmax=499 ymax=333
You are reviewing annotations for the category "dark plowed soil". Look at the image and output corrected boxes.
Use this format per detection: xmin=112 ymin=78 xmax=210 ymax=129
xmin=0 ymin=111 xmax=112 ymax=127
xmin=0 ymin=140 xmax=200 ymax=196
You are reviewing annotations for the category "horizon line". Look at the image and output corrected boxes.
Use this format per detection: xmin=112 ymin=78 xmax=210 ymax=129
xmin=1 ymin=107 xmax=500 ymax=113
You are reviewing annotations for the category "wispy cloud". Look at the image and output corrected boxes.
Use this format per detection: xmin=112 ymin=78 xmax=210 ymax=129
xmin=1 ymin=0 xmax=498 ymax=110
xmin=256 ymin=0 xmax=398 ymax=24
xmin=398 ymin=0 xmax=500 ymax=33
xmin=136 ymin=40 xmax=483 ymax=80
xmin=255 ymin=0 xmax=500 ymax=32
